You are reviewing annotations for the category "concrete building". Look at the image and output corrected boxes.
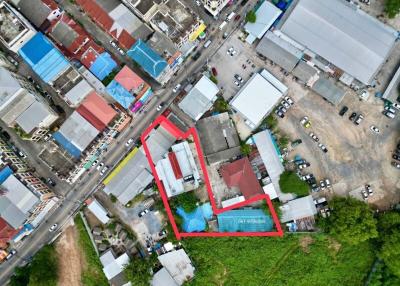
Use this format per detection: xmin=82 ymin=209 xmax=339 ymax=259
xmin=202 ymin=0 xmax=229 ymax=17
xmin=196 ymin=113 xmax=241 ymax=164
xmin=382 ymin=65 xmax=400 ymax=104
xmin=278 ymin=0 xmax=398 ymax=86
xmin=155 ymin=141 xmax=200 ymax=198
xmin=230 ymin=70 xmax=287 ymax=129
xmin=178 ymin=75 xmax=219 ymax=121
xmin=280 ymin=195 xmax=317 ymax=223
xmin=100 ymin=249 xmax=130 ymax=285
xmin=87 ymin=198 xmax=110 ymax=224
xmin=0 ymin=1 xmax=36 ymax=53
xmin=0 ymin=67 xmax=58 ymax=141
xmin=157 ymin=249 xmax=195 ymax=285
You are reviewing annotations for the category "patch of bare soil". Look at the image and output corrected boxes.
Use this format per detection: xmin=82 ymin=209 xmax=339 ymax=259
xmin=299 ymin=235 xmax=314 ymax=253
xmin=56 ymin=225 xmax=85 ymax=286
xmin=328 ymin=237 xmax=342 ymax=255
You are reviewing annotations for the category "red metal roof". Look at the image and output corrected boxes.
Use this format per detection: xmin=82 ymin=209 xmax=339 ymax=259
xmin=80 ymin=47 xmax=99 ymax=68
xmin=116 ymin=29 xmax=136 ymax=50
xmin=76 ymin=0 xmax=113 ymax=31
xmin=0 ymin=218 xmax=17 ymax=249
xmin=168 ymin=152 xmax=183 ymax=179
xmin=114 ymin=65 xmax=145 ymax=91
xmin=77 ymin=91 xmax=117 ymax=131
xmin=220 ymin=157 xmax=263 ymax=200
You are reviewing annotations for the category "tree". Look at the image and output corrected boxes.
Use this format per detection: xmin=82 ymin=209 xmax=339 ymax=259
xmin=278 ymin=171 xmax=309 ymax=197
xmin=173 ymin=191 xmax=199 ymax=213
xmin=263 ymin=114 xmax=278 ymax=130
xmin=209 ymin=75 xmax=218 ymax=84
xmin=240 ymin=143 xmax=252 ymax=156
xmin=124 ymin=258 xmax=151 ymax=286
xmin=246 ymin=10 xmax=257 ymax=23
xmin=278 ymin=135 xmax=289 ymax=149
xmin=28 ymin=245 xmax=58 ymax=286
xmin=324 ymin=197 xmax=378 ymax=245
xmin=214 ymin=97 xmax=229 ymax=113
xmin=10 ymin=265 xmax=31 ymax=286
xmin=385 ymin=0 xmax=400 ymax=18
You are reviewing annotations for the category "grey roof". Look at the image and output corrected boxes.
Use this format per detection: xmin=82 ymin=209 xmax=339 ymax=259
xmin=196 ymin=113 xmax=241 ymax=164
xmin=103 ymin=148 xmax=154 ymax=205
xmin=178 ymin=76 xmax=219 ymax=121
xmin=256 ymin=31 xmax=302 ymax=72
xmin=311 ymin=76 xmax=347 ymax=105
xmin=15 ymin=100 xmax=56 ymax=133
xmin=152 ymin=268 xmax=178 ymax=286
xmin=0 ymin=197 xmax=27 ymax=228
xmin=96 ymin=0 xmax=120 ymax=13
xmin=58 ymin=111 xmax=99 ymax=151
xmin=281 ymin=195 xmax=317 ymax=223
xmin=51 ymin=21 xmax=78 ymax=48
xmin=280 ymin=0 xmax=398 ymax=84
xmin=64 ymin=79 xmax=94 ymax=107
xmin=145 ymin=126 xmax=176 ymax=162
xmin=17 ymin=0 xmax=50 ymax=28
xmin=382 ymin=65 xmax=400 ymax=103
xmin=0 ymin=91 xmax=35 ymax=125
xmin=253 ymin=130 xmax=284 ymax=195
xmin=158 ymin=249 xmax=195 ymax=285
xmin=2 ymin=174 xmax=39 ymax=213
xmin=0 ymin=67 xmax=21 ymax=111
xmin=292 ymin=61 xmax=318 ymax=84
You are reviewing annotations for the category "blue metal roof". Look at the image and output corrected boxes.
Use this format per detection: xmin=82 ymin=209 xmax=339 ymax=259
xmin=0 ymin=166 xmax=13 ymax=184
xmin=53 ymin=131 xmax=81 ymax=158
xmin=19 ymin=33 xmax=70 ymax=83
xmin=127 ymin=39 xmax=167 ymax=79
xmin=176 ymin=206 xmax=206 ymax=233
xmin=218 ymin=209 xmax=273 ymax=232
xmin=106 ymin=80 xmax=135 ymax=109
xmin=89 ymin=52 xmax=117 ymax=80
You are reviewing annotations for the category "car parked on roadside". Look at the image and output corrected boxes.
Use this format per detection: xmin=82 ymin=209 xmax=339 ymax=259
xmin=393 ymin=154 xmax=400 ymax=161
xmin=300 ymin=116 xmax=311 ymax=128
xmin=275 ymin=109 xmax=284 ymax=118
xmin=49 ymin=223 xmax=58 ymax=232
xmin=281 ymin=100 xmax=290 ymax=109
xmin=349 ymin=112 xmax=357 ymax=121
xmin=96 ymin=162 xmax=104 ymax=171
xmin=125 ymin=138 xmax=134 ymax=147
xmin=172 ymin=84 xmax=181 ymax=93
xmin=339 ymin=106 xmax=348 ymax=116
xmin=383 ymin=110 xmax=395 ymax=119
xmin=354 ymin=114 xmax=364 ymax=125
xmin=391 ymin=161 xmax=400 ymax=169
xmin=138 ymin=209 xmax=150 ymax=217
xmin=100 ymin=166 xmax=109 ymax=176
xmin=157 ymin=102 xmax=164 ymax=111
xmin=291 ymin=139 xmax=302 ymax=147
xmin=284 ymin=96 xmax=294 ymax=105
xmin=309 ymin=132 xmax=319 ymax=142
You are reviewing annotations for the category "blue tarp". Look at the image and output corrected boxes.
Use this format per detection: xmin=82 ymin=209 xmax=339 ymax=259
xmin=127 ymin=39 xmax=167 ymax=79
xmin=53 ymin=131 xmax=81 ymax=158
xmin=89 ymin=52 xmax=117 ymax=80
xmin=176 ymin=203 xmax=213 ymax=233
xmin=217 ymin=209 xmax=273 ymax=232
xmin=19 ymin=33 xmax=70 ymax=83
xmin=0 ymin=166 xmax=13 ymax=184
xmin=106 ymin=80 xmax=135 ymax=109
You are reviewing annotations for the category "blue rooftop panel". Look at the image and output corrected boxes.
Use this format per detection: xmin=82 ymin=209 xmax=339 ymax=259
xmin=19 ymin=33 xmax=53 ymax=65
xmin=217 ymin=209 xmax=273 ymax=232
xmin=53 ymin=132 xmax=81 ymax=159
xmin=0 ymin=166 xmax=13 ymax=184
xmin=106 ymin=80 xmax=135 ymax=109
xmin=127 ymin=39 xmax=167 ymax=79
xmin=89 ymin=52 xmax=117 ymax=80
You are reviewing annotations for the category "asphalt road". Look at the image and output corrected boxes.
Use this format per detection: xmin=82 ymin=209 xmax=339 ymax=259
xmin=0 ymin=0 xmax=255 ymax=283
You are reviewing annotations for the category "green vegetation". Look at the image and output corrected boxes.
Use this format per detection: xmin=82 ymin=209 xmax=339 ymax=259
xmin=385 ymin=0 xmax=400 ymax=18
xmin=184 ymin=235 xmax=374 ymax=285
xmin=171 ymin=191 xmax=199 ymax=213
xmin=14 ymin=125 xmax=31 ymax=139
xmin=110 ymin=194 xmax=117 ymax=203
xmin=213 ymin=97 xmax=229 ymax=113
xmin=246 ymin=10 xmax=257 ymax=23
xmin=368 ymin=260 xmax=400 ymax=286
xmin=321 ymin=197 xmax=378 ymax=245
xmin=10 ymin=245 xmax=58 ymax=286
xmin=279 ymin=171 xmax=309 ymax=197
xmin=240 ymin=142 xmax=252 ymax=156
xmin=101 ymin=68 xmax=120 ymax=86
xmin=263 ymin=114 xmax=278 ymax=130
xmin=75 ymin=215 xmax=108 ymax=286
xmin=124 ymin=257 xmax=154 ymax=286
xmin=209 ymin=75 xmax=218 ymax=84
xmin=278 ymin=135 xmax=290 ymax=149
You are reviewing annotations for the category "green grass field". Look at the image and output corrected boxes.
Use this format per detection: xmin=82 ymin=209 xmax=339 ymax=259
xmin=183 ymin=234 xmax=374 ymax=286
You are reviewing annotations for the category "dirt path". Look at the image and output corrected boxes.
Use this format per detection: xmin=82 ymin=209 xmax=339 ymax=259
xmin=56 ymin=224 xmax=84 ymax=286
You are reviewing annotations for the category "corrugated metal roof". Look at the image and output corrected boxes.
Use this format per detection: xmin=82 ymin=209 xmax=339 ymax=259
xmin=281 ymin=195 xmax=317 ymax=222
xmin=89 ymin=52 xmax=117 ymax=80
xmin=158 ymin=249 xmax=194 ymax=285
xmin=15 ymin=100 xmax=56 ymax=133
xmin=217 ymin=209 xmax=273 ymax=232
xmin=106 ymin=80 xmax=135 ymax=109
xmin=0 ymin=197 xmax=27 ymax=229
xmin=152 ymin=268 xmax=178 ymax=286
xmin=311 ymin=76 xmax=347 ymax=105
xmin=114 ymin=65 xmax=144 ymax=92
xmin=0 ymin=166 xmax=13 ymax=185
xmin=2 ymin=175 xmax=39 ymax=214
xmin=281 ymin=0 xmax=398 ymax=84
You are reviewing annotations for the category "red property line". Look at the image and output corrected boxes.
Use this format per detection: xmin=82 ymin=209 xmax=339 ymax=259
xmin=140 ymin=115 xmax=284 ymax=240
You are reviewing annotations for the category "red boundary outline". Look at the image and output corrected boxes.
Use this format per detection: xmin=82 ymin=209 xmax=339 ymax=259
xmin=140 ymin=115 xmax=283 ymax=240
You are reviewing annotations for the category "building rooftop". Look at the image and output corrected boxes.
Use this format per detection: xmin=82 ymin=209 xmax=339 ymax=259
xmin=281 ymin=195 xmax=317 ymax=223
xmin=12 ymin=0 xmax=52 ymax=28
xmin=280 ymin=0 xmax=398 ymax=85
xmin=114 ymin=65 xmax=145 ymax=92
xmin=15 ymin=100 xmax=57 ymax=133
xmin=244 ymin=1 xmax=282 ymax=44
xmin=220 ymin=157 xmax=263 ymax=200
xmin=0 ymin=67 xmax=22 ymax=109
xmin=217 ymin=209 xmax=273 ymax=232
xmin=87 ymin=198 xmax=110 ymax=224
xmin=100 ymin=249 xmax=130 ymax=281
xmin=64 ymin=78 xmax=94 ymax=107
xmin=77 ymin=91 xmax=117 ymax=131
xmin=178 ymin=75 xmax=219 ymax=121
xmin=106 ymin=80 xmax=136 ymax=109
xmin=88 ymin=52 xmax=117 ymax=81
xmin=158 ymin=249 xmax=195 ymax=285
xmin=0 ymin=217 xmax=18 ymax=249
xmin=230 ymin=71 xmax=286 ymax=128
xmin=311 ymin=76 xmax=347 ymax=105
xmin=152 ymin=268 xmax=178 ymax=286
xmin=196 ymin=112 xmax=241 ymax=164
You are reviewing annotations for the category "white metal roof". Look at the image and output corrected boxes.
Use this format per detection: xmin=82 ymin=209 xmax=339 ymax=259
xmin=221 ymin=196 xmax=245 ymax=208
xmin=15 ymin=100 xmax=56 ymax=133
xmin=230 ymin=73 xmax=284 ymax=128
xmin=281 ymin=0 xmax=398 ymax=84
xmin=64 ymin=79 xmax=93 ymax=107
xmin=244 ymin=1 xmax=282 ymax=41
xmin=87 ymin=199 xmax=110 ymax=224
xmin=178 ymin=75 xmax=219 ymax=121
xmin=158 ymin=249 xmax=195 ymax=285
xmin=152 ymin=268 xmax=178 ymax=286
xmin=263 ymin=183 xmax=278 ymax=200
xmin=100 ymin=250 xmax=130 ymax=280
xmin=281 ymin=195 xmax=317 ymax=223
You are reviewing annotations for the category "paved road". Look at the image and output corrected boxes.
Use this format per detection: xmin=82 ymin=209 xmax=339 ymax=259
xmin=0 ymin=0 xmax=255 ymax=283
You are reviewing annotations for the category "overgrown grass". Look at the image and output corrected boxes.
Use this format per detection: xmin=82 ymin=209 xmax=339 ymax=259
xmin=74 ymin=215 xmax=108 ymax=286
xmin=184 ymin=234 xmax=375 ymax=286
xmin=279 ymin=170 xmax=310 ymax=197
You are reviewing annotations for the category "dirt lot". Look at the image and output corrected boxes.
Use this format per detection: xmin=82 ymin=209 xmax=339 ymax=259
xmin=55 ymin=224 xmax=84 ymax=286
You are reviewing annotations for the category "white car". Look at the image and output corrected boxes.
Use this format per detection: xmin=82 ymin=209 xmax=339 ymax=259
xmin=157 ymin=103 xmax=164 ymax=111
xmin=96 ymin=162 xmax=104 ymax=171
xmin=109 ymin=40 xmax=117 ymax=48
xmin=172 ymin=84 xmax=181 ymax=93
xmin=284 ymin=96 xmax=294 ymax=105
xmin=392 ymin=103 xmax=400 ymax=110
xmin=196 ymin=0 xmax=201 ymax=6
xmin=118 ymin=48 xmax=125 ymax=56
xmin=370 ymin=125 xmax=380 ymax=134
xmin=125 ymin=138 xmax=134 ymax=147
xmin=100 ymin=166 xmax=109 ymax=176
xmin=44 ymin=133 xmax=52 ymax=141
xmin=281 ymin=100 xmax=290 ymax=109
xmin=233 ymin=80 xmax=240 ymax=87
xmin=49 ymin=223 xmax=58 ymax=232
xmin=91 ymin=160 xmax=99 ymax=167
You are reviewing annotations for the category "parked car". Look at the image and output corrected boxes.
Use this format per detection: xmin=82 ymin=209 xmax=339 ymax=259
xmin=339 ymin=106 xmax=348 ymax=116
xmin=49 ymin=223 xmax=58 ymax=232
xmin=275 ymin=109 xmax=284 ymax=118
xmin=384 ymin=106 xmax=396 ymax=114
xmin=234 ymin=74 xmax=243 ymax=83
xmin=281 ymin=100 xmax=290 ymax=109
xmin=370 ymin=125 xmax=380 ymax=134
xmin=391 ymin=103 xmax=400 ymax=110
xmin=354 ymin=114 xmax=364 ymax=125
xmin=393 ymin=154 xmax=400 ymax=161
xmin=17 ymin=149 xmax=27 ymax=158
xmin=365 ymin=184 xmax=373 ymax=196
xmin=349 ymin=112 xmax=357 ymax=121
xmin=284 ymin=96 xmax=294 ymax=105
xmin=192 ymin=52 xmax=201 ymax=60
xmin=211 ymin=67 xmax=218 ymax=76
xmin=91 ymin=160 xmax=99 ymax=167
xmin=234 ymin=14 xmax=241 ymax=21
xmin=320 ymin=180 xmax=326 ymax=190
xmin=278 ymin=105 xmax=287 ymax=113
xmin=138 ymin=209 xmax=150 ymax=217
xmin=309 ymin=132 xmax=319 ymax=142
xmin=100 ymin=166 xmax=109 ymax=176
xmin=118 ymin=48 xmax=125 ymax=56
xmin=6 ymin=249 xmax=17 ymax=260
xmin=324 ymin=179 xmax=331 ymax=188
xmin=298 ymin=162 xmax=310 ymax=169
xmin=46 ymin=178 xmax=56 ymax=187
xmin=318 ymin=143 xmax=328 ymax=153
xmin=157 ymin=102 xmax=164 ymax=111
xmin=383 ymin=110 xmax=395 ymax=119
xmin=172 ymin=84 xmax=181 ymax=93
xmin=391 ymin=161 xmax=400 ymax=169
xmin=125 ymin=138 xmax=134 ymax=147
xmin=291 ymin=139 xmax=302 ymax=147
xmin=300 ymin=116 xmax=311 ymax=128
xmin=233 ymin=80 xmax=241 ymax=87
xmin=44 ymin=133 xmax=52 ymax=141
xmin=361 ymin=189 xmax=369 ymax=200
xmin=109 ymin=40 xmax=117 ymax=48
xmin=1 ymin=131 xmax=10 ymax=140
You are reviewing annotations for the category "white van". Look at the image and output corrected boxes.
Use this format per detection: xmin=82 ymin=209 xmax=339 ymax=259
xmin=204 ymin=39 xmax=212 ymax=48
xmin=219 ymin=21 xmax=228 ymax=30
xmin=226 ymin=12 xmax=235 ymax=22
